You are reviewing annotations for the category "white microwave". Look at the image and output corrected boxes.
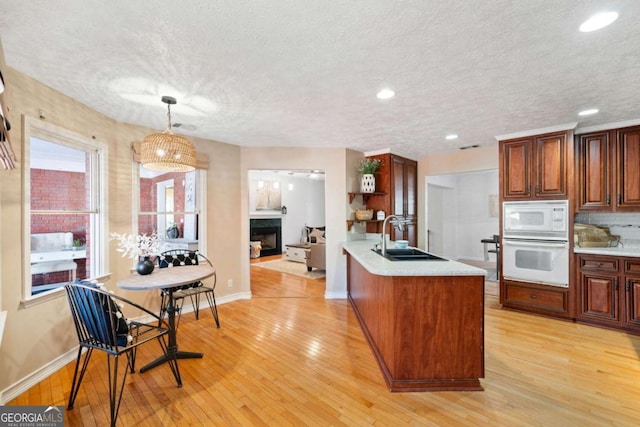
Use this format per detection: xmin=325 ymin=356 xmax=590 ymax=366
xmin=503 ymin=200 xmax=569 ymax=241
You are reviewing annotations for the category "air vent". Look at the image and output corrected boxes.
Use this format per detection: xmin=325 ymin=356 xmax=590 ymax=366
xmin=459 ymin=144 xmax=479 ymax=150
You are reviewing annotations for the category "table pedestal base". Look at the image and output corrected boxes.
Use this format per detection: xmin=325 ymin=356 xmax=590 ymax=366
xmin=140 ymin=350 xmax=203 ymax=374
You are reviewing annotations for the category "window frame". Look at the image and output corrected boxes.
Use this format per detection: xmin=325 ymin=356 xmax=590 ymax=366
xmin=21 ymin=116 xmax=109 ymax=307
xmin=132 ymin=164 xmax=207 ymax=259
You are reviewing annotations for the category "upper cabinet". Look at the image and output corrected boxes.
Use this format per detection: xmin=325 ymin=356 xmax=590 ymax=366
xmin=617 ymin=127 xmax=640 ymax=210
xmin=500 ymin=131 xmax=570 ymax=200
xmin=576 ymin=131 xmax=612 ymax=210
xmin=364 ymin=153 xmax=418 ymax=246
xmin=576 ymin=125 xmax=640 ymax=212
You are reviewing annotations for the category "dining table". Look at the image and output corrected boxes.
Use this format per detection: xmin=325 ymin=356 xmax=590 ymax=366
xmin=117 ymin=264 xmax=216 ymax=386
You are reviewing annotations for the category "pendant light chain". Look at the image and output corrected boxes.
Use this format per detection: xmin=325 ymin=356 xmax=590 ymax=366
xmin=166 ymin=103 xmax=172 ymax=132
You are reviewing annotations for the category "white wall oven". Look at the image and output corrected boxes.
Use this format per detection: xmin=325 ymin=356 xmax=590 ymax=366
xmin=502 ymin=200 xmax=569 ymax=287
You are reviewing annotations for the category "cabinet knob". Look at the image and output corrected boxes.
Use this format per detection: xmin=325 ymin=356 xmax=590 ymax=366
xmin=530 ymin=294 xmax=537 ymax=299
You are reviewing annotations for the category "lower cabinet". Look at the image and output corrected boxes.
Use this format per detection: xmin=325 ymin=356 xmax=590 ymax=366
xmin=502 ymin=280 xmax=572 ymax=319
xmin=577 ymin=254 xmax=640 ymax=333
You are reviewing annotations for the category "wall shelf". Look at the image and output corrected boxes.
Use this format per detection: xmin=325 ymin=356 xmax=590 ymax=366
xmin=347 ymin=219 xmax=383 ymax=231
xmin=348 ymin=192 xmax=385 ymax=204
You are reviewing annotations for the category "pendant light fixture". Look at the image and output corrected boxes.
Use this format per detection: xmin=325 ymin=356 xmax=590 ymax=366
xmin=141 ymin=96 xmax=196 ymax=172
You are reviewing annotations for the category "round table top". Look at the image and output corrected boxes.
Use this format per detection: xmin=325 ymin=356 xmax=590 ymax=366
xmin=117 ymin=265 xmax=216 ymax=291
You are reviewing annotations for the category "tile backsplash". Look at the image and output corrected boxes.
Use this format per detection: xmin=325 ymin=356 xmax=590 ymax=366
xmin=574 ymin=213 xmax=640 ymax=247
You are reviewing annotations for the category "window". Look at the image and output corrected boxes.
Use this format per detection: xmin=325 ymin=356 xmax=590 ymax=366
xmin=136 ymin=165 xmax=206 ymax=254
xmin=22 ymin=117 xmax=107 ymax=305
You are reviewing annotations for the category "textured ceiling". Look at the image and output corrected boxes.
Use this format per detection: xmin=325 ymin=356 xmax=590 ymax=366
xmin=1 ymin=1 xmax=640 ymax=160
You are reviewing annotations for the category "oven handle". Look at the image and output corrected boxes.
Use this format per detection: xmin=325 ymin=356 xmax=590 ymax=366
xmin=503 ymin=240 xmax=568 ymax=248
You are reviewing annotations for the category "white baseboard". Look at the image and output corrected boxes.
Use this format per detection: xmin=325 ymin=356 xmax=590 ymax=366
xmin=1 ymin=346 xmax=81 ymax=405
xmin=325 ymin=291 xmax=347 ymax=299
xmin=0 ymin=291 xmax=252 ymax=405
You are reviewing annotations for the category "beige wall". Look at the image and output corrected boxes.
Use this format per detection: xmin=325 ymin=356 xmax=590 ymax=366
xmin=416 ymin=145 xmax=499 ymax=249
xmin=240 ymin=147 xmax=351 ymax=298
xmin=0 ymin=67 xmax=243 ymax=398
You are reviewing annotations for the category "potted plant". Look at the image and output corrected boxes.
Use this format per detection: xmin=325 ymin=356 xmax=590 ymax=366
xmin=110 ymin=232 xmax=160 ymax=275
xmin=356 ymin=158 xmax=382 ymax=193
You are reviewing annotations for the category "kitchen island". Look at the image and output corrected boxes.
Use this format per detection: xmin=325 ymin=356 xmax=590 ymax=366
xmin=342 ymin=239 xmax=486 ymax=392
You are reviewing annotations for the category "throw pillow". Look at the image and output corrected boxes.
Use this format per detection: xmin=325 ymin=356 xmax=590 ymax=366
xmin=73 ymin=279 xmax=131 ymax=347
xmin=305 ymin=226 xmax=326 ymax=243
xmin=158 ymin=252 xmax=199 ymax=268
xmin=158 ymin=252 xmax=202 ymax=289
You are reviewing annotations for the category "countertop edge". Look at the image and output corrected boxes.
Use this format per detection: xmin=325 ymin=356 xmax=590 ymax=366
xmin=573 ymin=247 xmax=640 ymax=257
xmin=342 ymin=240 xmax=486 ymax=277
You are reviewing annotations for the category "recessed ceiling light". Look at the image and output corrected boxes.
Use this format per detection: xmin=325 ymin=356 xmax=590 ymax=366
xmin=445 ymin=134 xmax=458 ymax=140
xmin=377 ymin=89 xmax=395 ymax=100
xmin=578 ymin=108 xmax=599 ymax=116
xmin=579 ymin=12 xmax=618 ymax=32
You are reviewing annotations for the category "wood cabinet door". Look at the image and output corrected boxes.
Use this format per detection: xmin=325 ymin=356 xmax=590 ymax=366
xmin=616 ymin=127 xmax=640 ymax=210
xmin=391 ymin=156 xmax=405 ymax=216
xmin=576 ymin=132 xmax=612 ymax=211
xmin=404 ymin=161 xmax=417 ymax=217
xmin=624 ymin=277 xmax=640 ymax=327
xmin=501 ymin=138 xmax=532 ymax=199
xmin=535 ymin=132 xmax=567 ymax=198
xmin=579 ymin=271 xmax=619 ymax=324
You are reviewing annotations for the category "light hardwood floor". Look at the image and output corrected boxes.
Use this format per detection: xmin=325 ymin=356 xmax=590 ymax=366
xmin=8 ymin=259 xmax=640 ymax=426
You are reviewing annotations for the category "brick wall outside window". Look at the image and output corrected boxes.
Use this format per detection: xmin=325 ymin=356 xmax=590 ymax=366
xmin=31 ymin=169 xmax=89 ymax=284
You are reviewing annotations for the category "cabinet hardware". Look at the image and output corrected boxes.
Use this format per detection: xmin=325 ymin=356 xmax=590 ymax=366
xmin=606 ymin=195 xmax=611 ymax=205
xmin=626 ymin=280 xmax=630 ymax=292
xmin=596 ymin=262 xmax=603 ymax=268
xmin=615 ymin=280 xmax=619 ymax=291
xmin=618 ymin=194 xmax=622 ymax=205
xmin=530 ymin=294 xmax=537 ymax=299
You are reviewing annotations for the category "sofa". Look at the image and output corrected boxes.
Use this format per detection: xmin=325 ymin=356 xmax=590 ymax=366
xmin=304 ymin=226 xmax=326 ymax=271
xmin=305 ymin=243 xmax=325 ymax=272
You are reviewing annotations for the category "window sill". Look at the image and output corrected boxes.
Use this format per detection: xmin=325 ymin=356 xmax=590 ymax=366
xmin=20 ymin=286 xmax=65 ymax=309
xmin=20 ymin=273 xmax=111 ymax=309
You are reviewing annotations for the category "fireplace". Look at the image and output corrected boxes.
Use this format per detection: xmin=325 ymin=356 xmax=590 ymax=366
xmin=250 ymin=218 xmax=282 ymax=257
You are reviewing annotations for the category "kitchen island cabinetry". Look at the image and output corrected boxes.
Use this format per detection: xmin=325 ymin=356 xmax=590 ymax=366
xmin=343 ymin=240 xmax=485 ymax=391
xmin=576 ymin=253 xmax=640 ymax=333
xmin=500 ymin=131 xmax=570 ymax=200
xmin=576 ymin=126 xmax=640 ymax=212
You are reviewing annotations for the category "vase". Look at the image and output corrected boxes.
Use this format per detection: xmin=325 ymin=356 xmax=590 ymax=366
xmin=167 ymin=226 xmax=179 ymax=239
xmin=136 ymin=257 xmax=155 ymax=275
xmin=361 ymin=174 xmax=376 ymax=193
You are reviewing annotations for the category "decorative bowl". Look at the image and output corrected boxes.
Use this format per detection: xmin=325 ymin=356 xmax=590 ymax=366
xmin=355 ymin=209 xmax=374 ymax=220
xmin=395 ymin=240 xmax=409 ymax=249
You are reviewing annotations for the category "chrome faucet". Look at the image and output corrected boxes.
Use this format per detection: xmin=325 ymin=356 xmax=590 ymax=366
xmin=381 ymin=215 xmax=401 ymax=256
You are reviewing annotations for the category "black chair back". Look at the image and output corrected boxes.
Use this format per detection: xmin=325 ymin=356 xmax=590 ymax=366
xmin=66 ymin=282 xmax=129 ymax=352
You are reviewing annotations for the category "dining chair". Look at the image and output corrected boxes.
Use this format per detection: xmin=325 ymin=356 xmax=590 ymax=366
xmin=65 ymin=280 xmax=180 ymax=427
xmin=158 ymin=250 xmax=220 ymax=328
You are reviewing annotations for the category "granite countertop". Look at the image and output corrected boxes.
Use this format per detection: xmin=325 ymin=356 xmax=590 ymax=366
xmin=342 ymin=239 xmax=486 ymax=277
xmin=573 ymin=246 xmax=640 ymax=258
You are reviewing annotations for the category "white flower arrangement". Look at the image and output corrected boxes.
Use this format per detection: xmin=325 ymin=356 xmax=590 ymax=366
xmin=110 ymin=232 xmax=160 ymax=259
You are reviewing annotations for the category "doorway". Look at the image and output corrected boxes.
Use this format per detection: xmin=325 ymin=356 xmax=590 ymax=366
xmin=247 ymin=169 xmax=326 ymax=297
xmin=426 ymin=169 xmax=498 ymax=261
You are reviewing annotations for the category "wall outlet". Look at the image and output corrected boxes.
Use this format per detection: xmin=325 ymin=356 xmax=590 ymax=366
xmin=227 ymin=279 xmax=233 ymax=288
